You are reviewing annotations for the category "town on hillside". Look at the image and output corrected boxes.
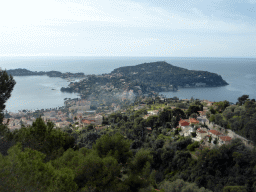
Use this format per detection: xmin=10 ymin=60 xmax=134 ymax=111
xmin=3 ymin=95 xmax=254 ymax=150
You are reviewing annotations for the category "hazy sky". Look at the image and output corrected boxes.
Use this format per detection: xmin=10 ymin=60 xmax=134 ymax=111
xmin=0 ymin=0 xmax=256 ymax=57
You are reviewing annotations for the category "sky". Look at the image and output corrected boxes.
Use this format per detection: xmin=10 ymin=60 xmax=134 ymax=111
xmin=0 ymin=0 xmax=255 ymax=57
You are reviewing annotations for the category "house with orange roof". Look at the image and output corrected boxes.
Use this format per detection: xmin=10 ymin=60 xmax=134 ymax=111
xmin=81 ymin=119 xmax=96 ymax=126
xmin=178 ymin=119 xmax=192 ymax=136
xmin=179 ymin=119 xmax=190 ymax=128
xmin=189 ymin=118 xmax=199 ymax=125
xmin=196 ymin=128 xmax=208 ymax=140
xmin=208 ymin=129 xmax=222 ymax=139
xmin=219 ymin=136 xmax=232 ymax=145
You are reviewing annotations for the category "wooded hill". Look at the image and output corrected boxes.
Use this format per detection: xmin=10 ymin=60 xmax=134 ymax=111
xmin=111 ymin=61 xmax=228 ymax=90
xmin=1 ymin=95 xmax=256 ymax=192
xmin=5 ymin=68 xmax=85 ymax=78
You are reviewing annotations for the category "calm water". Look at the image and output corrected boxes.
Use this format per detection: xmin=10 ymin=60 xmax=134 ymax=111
xmin=0 ymin=57 xmax=255 ymax=113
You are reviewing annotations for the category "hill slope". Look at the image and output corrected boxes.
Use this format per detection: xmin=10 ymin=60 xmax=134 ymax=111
xmin=110 ymin=61 xmax=228 ymax=91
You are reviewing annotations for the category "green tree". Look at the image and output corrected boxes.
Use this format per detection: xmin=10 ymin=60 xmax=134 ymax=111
xmin=186 ymin=105 xmax=201 ymax=117
xmin=50 ymin=147 xmax=127 ymax=192
xmin=223 ymin=186 xmax=247 ymax=192
xmin=87 ymin=124 xmax=94 ymax=131
xmin=172 ymin=108 xmax=186 ymax=119
xmin=209 ymin=114 xmax=215 ymax=123
xmin=146 ymin=115 xmax=159 ymax=129
xmin=158 ymin=109 xmax=172 ymax=128
xmin=213 ymin=100 xmax=230 ymax=112
xmin=92 ymin=132 xmax=133 ymax=164
xmin=209 ymin=136 xmax=212 ymax=143
xmin=124 ymin=148 xmax=153 ymax=192
xmin=0 ymin=142 xmax=78 ymax=192
xmin=158 ymin=179 xmax=212 ymax=192
xmin=190 ymin=113 xmax=198 ymax=119
xmin=237 ymin=95 xmax=249 ymax=106
xmin=0 ymin=69 xmax=16 ymax=138
xmin=10 ymin=117 xmax=76 ymax=163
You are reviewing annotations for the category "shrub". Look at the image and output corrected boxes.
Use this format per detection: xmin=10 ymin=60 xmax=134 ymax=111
xmin=158 ymin=179 xmax=213 ymax=192
xmin=191 ymin=132 xmax=197 ymax=137
xmin=223 ymin=186 xmax=246 ymax=192
xmin=187 ymin=144 xmax=194 ymax=151
xmin=209 ymin=136 xmax=212 ymax=143
xmin=154 ymin=139 xmax=165 ymax=150
xmin=174 ymin=137 xmax=192 ymax=151
xmin=131 ymin=140 xmax=143 ymax=149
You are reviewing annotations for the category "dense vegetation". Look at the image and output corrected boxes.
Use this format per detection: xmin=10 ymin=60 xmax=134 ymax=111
xmin=111 ymin=61 xmax=228 ymax=90
xmin=206 ymin=95 xmax=256 ymax=145
xmin=1 ymin=69 xmax=256 ymax=192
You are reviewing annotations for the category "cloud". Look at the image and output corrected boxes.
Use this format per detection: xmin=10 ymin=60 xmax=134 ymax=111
xmin=1 ymin=0 xmax=255 ymax=32
xmin=0 ymin=0 xmax=124 ymax=28
xmin=0 ymin=0 xmax=255 ymax=57
xmin=248 ymin=0 xmax=256 ymax=4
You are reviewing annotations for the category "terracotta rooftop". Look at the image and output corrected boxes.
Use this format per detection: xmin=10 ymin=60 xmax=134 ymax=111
xmin=190 ymin=118 xmax=199 ymax=124
xmin=82 ymin=119 xmax=95 ymax=124
xmin=179 ymin=119 xmax=190 ymax=126
xmin=219 ymin=136 xmax=232 ymax=141
xmin=209 ymin=130 xmax=222 ymax=136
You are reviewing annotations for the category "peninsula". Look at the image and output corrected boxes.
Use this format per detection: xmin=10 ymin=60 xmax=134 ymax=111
xmin=58 ymin=61 xmax=228 ymax=109
xmin=60 ymin=61 xmax=228 ymax=95
xmin=5 ymin=68 xmax=85 ymax=80
xmin=4 ymin=61 xmax=228 ymax=109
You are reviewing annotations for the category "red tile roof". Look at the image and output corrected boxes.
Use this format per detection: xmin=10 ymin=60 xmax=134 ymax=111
xmin=190 ymin=118 xmax=199 ymax=124
xmin=209 ymin=130 xmax=222 ymax=136
xmin=219 ymin=136 xmax=232 ymax=141
xmin=179 ymin=120 xmax=190 ymax=126
xmin=181 ymin=122 xmax=190 ymax=126
xmin=82 ymin=120 xmax=93 ymax=124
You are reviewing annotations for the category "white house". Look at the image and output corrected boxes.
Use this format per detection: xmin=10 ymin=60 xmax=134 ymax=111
xmin=196 ymin=128 xmax=208 ymax=140
xmin=147 ymin=110 xmax=159 ymax=116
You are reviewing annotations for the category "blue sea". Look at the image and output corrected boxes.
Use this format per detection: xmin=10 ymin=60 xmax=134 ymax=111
xmin=0 ymin=56 xmax=256 ymax=113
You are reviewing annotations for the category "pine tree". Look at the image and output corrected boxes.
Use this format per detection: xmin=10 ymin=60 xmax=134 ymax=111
xmin=0 ymin=69 xmax=16 ymax=136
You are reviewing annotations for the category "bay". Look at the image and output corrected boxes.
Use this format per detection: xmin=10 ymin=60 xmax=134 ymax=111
xmin=4 ymin=75 xmax=80 ymax=113
xmin=0 ymin=56 xmax=256 ymax=113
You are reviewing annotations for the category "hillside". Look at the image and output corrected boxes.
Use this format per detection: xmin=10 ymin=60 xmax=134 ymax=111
xmin=111 ymin=61 xmax=228 ymax=90
xmin=5 ymin=68 xmax=85 ymax=79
